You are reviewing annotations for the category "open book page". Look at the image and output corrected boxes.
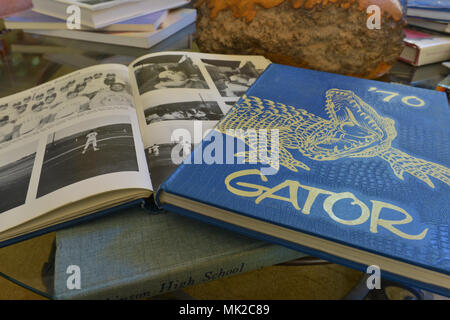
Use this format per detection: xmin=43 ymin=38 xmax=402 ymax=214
xmin=128 ymin=52 xmax=271 ymax=189
xmin=0 ymin=64 xmax=152 ymax=235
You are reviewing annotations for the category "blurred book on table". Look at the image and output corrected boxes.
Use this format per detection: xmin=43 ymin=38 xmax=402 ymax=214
xmin=407 ymin=0 xmax=450 ymax=22
xmin=25 ymin=8 xmax=196 ymax=48
xmin=399 ymin=28 xmax=450 ymax=66
xmin=31 ymin=0 xmax=190 ymax=29
xmin=11 ymin=23 xmax=195 ymax=60
xmin=389 ymin=60 xmax=450 ymax=89
xmin=407 ymin=17 xmax=450 ymax=34
xmin=4 ymin=8 xmax=168 ymax=32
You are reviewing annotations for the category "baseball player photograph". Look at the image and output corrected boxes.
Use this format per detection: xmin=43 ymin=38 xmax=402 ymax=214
xmin=37 ymin=118 xmax=139 ymax=197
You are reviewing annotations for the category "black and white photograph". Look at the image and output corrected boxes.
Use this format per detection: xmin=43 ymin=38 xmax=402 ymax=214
xmin=134 ymin=55 xmax=209 ymax=95
xmin=201 ymin=59 xmax=264 ymax=98
xmin=0 ymin=70 xmax=134 ymax=148
xmin=37 ymin=117 xmax=139 ymax=197
xmin=144 ymin=100 xmax=224 ymax=125
xmin=0 ymin=142 xmax=37 ymax=214
xmin=145 ymin=141 xmax=194 ymax=190
xmin=0 ymin=113 xmax=15 ymax=144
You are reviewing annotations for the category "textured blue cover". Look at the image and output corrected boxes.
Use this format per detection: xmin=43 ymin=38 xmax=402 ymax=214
xmin=0 ymin=199 xmax=145 ymax=249
xmin=159 ymin=64 xmax=450 ymax=295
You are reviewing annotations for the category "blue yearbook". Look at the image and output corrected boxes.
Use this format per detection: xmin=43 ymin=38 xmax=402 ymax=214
xmin=157 ymin=64 xmax=450 ymax=296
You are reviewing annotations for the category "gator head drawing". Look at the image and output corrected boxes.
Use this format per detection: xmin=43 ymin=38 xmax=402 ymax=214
xmin=216 ymin=89 xmax=450 ymax=188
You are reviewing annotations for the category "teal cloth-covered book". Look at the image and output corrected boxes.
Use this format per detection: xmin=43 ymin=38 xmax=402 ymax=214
xmin=53 ymin=207 xmax=304 ymax=299
xmin=156 ymin=64 xmax=450 ymax=296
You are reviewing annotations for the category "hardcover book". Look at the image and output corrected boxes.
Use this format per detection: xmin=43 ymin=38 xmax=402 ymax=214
xmin=26 ymin=8 xmax=196 ymax=48
xmin=4 ymin=8 xmax=168 ymax=32
xmin=407 ymin=0 xmax=450 ymax=22
xmin=408 ymin=0 xmax=450 ymax=11
xmin=53 ymin=207 xmax=304 ymax=299
xmin=156 ymin=64 xmax=450 ymax=296
xmin=400 ymin=29 xmax=450 ymax=66
xmin=31 ymin=0 xmax=190 ymax=29
xmin=0 ymin=50 xmax=271 ymax=247
xmin=407 ymin=17 xmax=450 ymax=34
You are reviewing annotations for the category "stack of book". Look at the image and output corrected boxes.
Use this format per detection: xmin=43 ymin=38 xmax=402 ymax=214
xmin=3 ymin=0 xmax=196 ymax=48
xmin=400 ymin=0 xmax=450 ymax=66
xmin=407 ymin=0 xmax=450 ymax=32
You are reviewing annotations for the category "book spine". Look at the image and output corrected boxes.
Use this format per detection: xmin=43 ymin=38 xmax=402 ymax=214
xmin=55 ymin=245 xmax=303 ymax=299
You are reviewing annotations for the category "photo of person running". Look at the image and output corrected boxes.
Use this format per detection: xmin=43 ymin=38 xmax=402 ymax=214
xmin=82 ymin=130 xmax=100 ymax=154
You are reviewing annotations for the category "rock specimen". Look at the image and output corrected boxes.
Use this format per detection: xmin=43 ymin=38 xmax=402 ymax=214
xmin=195 ymin=0 xmax=405 ymax=78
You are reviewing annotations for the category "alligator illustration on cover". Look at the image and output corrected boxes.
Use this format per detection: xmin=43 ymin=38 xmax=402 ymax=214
xmin=216 ymin=89 xmax=450 ymax=189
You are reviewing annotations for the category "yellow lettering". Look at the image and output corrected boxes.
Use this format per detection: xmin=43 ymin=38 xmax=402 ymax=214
xmin=401 ymin=96 xmax=425 ymax=108
xmin=224 ymin=171 xmax=428 ymax=241
xmin=324 ymin=192 xmax=370 ymax=225
xmin=224 ymin=169 xmax=268 ymax=197
xmin=370 ymin=200 xmax=428 ymax=240
xmin=256 ymin=180 xmax=301 ymax=210
xmin=301 ymin=186 xmax=333 ymax=215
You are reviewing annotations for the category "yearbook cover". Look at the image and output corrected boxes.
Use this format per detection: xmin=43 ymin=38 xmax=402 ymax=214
xmin=53 ymin=208 xmax=304 ymax=299
xmin=157 ymin=64 xmax=450 ymax=296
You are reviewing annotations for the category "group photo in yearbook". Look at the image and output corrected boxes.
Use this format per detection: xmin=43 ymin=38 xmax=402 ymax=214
xmin=0 ymin=70 xmax=134 ymax=149
xmin=134 ymin=54 xmax=209 ymax=95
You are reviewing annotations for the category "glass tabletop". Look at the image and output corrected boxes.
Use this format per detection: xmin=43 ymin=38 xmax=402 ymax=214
xmin=0 ymin=27 xmax=448 ymax=300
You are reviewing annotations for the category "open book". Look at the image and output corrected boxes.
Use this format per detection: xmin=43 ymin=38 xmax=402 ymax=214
xmin=0 ymin=51 xmax=271 ymax=246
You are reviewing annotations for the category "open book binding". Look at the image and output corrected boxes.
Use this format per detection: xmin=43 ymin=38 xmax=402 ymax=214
xmin=156 ymin=64 xmax=450 ymax=296
xmin=0 ymin=51 xmax=271 ymax=248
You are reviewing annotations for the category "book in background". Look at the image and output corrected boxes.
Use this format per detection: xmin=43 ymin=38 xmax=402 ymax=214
xmin=53 ymin=207 xmax=304 ymax=299
xmin=407 ymin=17 xmax=450 ymax=34
xmin=31 ymin=0 xmax=191 ymax=29
xmin=407 ymin=0 xmax=450 ymax=22
xmin=389 ymin=60 xmax=450 ymax=89
xmin=10 ymin=22 xmax=194 ymax=59
xmin=25 ymin=8 xmax=196 ymax=48
xmin=10 ymin=23 xmax=195 ymax=69
xmin=399 ymin=28 xmax=450 ymax=66
xmin=4 ymin=8 xmax=168 ymax=32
